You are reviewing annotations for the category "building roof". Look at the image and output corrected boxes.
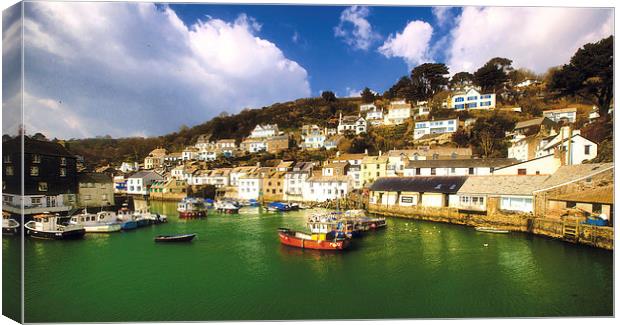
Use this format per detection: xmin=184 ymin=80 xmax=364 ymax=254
xmin=78 ymin=172 xmax=112 ymax=184
xmin=276 ymin=161 xmax=295 ymax=169
xmin=457 ymin=175 xmax=549 ymax=196
xmin=388 ymin=147 xmax=472 ymax=158
xmin=543 ymin=107 xmax=577 ymax=114
xmin=324 ymin=161 xmax=349 ymax=169
xmin=216 ymin=139 xmax=236 ymax=143
xmin=370 ymin=176 xmax=467 ymax=194
xmin=307 ymin=175 xmax=350 ymax=182
xmin=148 ymin=148 xmax=168 ymax=157
xmin=407 ymin=158 xmax=518 ymax=169
xmin=514 ymin=117 xmax=555 ymax=130
xmin=4 ymin=137 xmax=75 ymax=157
xmin=128 ymin=170 xmax=164 ymax=180
xmin=415 ymin=133 xmax=452 ymax=141
xmin=362 ymin=155 xmax=389 ymax=164
xmin=547 ymin=186 xmax=614 ymax=205
xmin=341 ymin=115 xmax=364 ymax=124
xmin=534 ymin=163 xmax=614 ymax=192
xmin=334 ymin=153 xmax=367 ymax=161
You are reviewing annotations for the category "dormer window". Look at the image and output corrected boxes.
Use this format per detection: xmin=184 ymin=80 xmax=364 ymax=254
xmin=60 ymin=157 xmax=67 ymax=166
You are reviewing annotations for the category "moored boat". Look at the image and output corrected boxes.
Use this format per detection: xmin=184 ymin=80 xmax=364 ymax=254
xmin=25 ymin=213 xmax=86 ymax=240
xmin=70 ymin=211 xmax=121 ymax=233
xmin=2 ymin=212 xmax=20 ymax=235
xmin=177 ymin=197 xmax=207 ymax=218
xmin=154 ymin=233 xmax=196 ymax=243
xmin=266 ymin=202 xmax=292 ymax=212
xmin=214 ymin=200 xmax=240 ymax=214
xmin=278 ymin=228 xmax=350 ymax=250
xmin=475 ymin=226 xmax=510 ymax=234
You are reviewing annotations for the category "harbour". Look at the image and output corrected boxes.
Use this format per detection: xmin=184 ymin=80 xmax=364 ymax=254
xmin=3 ymin=201 xmax=613 ymax=322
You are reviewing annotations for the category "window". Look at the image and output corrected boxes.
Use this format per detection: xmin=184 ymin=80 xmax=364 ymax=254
xmin=83 ymin=195 xmax=92 ymax=200
xmin=468 ymin=167 xmax=474 ymax=175
xmin=455 ymin=104 xmax=465 ymax=109
xmin=430 ymin=168 xmax=436 ymax=176
xmin=566 ymin=201 xmax=576 ymax=208
xmin=450 ymin=168 xmax=456 ymax=174
xmin=32 ymin=197 xmax=42 ymax=205
xmin=584 ymin=145 xmax=591 ymax=155
xmin=102 ymin=194 xmax=108 ymax=201
xmin=32 ymin=154 xmax=41 ymax=163
xmin=5 ymin=166 xmax=14 ymax=176
xmin=3 ymin=155 xmax=10 ymax=163
xmin=455 ymin=97 xmax=464 ymax=102
xmin=416 ymin=168 xmax=421 ymax=176
xmin=60 ymin=168 xmax=66 ymax=177
xmin=38 ymin=182 xmax=48 ymax=191
xmin=376 ymin=172 xmax=380 ymax=177
xmin=60 ymin=157 xmax=67 ymax=166
xmin=592 ymin=203 xmax=602 ymax=214
xmin=467 ymin=96 xmax=478 ymax=101
xmin=517 ymin=168 xmax=526 ymax=175
xmin=30 ymin=166 xmax=39 ymax=176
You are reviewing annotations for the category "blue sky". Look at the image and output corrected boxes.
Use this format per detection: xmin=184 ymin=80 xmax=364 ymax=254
xmin=168 ymin=4 xmax=446 ymax=96
xmin=2 ymin=2 xmax=613 ymax=139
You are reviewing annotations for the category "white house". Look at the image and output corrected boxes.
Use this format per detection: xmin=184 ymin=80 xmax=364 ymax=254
xmin=302 ymin=174 xmax=352 ymax=202
xmin=535 ymin=130 xmax=597 ymax=164
xmin=300 ymin=125 xmax=326 ymax=149
xmin=238 ymin=172 xmax=263 ymax=201
xmin=413 ymin=118 xmax=458 ymax=140
xmin=331 ymin=152 xmax=367 ymax=189
xmin=456 ymin=175 xmax=548 ymax=213
xmin=337 ymin=113 xmax=367 ymax=135
xmin=492 ymin=154 xmax=561 ymax=176
xmin=416 ymin=101 xmax=430 ymax=117
xmin=249 ymin=124 xmax=279 ymax=138
xmin=384 ymin=100 xmax=412 ymax=125
xmin=229 ymin=166 xmax=259 ymax=186
xmin=182 ymin=146 xmax=199 ymax=161
xmin=202 ymin=169 xmax=231 ymax=188
xmin=449 ymin=88 xmax=495 ymax=110
xmin=241 ymin=138 xmax=267 ymax=153
xmin=365 ymin=107 xmax=384 ymax=126
xmin=515 ymin=79 xmax=541 ymax=88
xmin=283 ymin=162 xmax=314 ymax=201
xmin=359 ymin=103 xmax=376 ymax=112
xmin=119 ymin=162 xmax=139 ymax=173
xmin=198 ymin=150 xmax=218 ymax=161
xmin=403 ymin=158 xmax=518 ymax=177
xmin=126 ymin=171 xmax=164 ymax=195
xmin=543 ymin=108 xmax=577 ymax=123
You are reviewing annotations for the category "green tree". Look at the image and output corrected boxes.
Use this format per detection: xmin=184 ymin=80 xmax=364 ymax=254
xmin=410 ymin=63 xmax=450 ymax=101
xmin=549 ymin=36 xmax=613 ymax=116
xmin=384 ymin=76 xmax=414 ymax=101
xmin=360 ymin=87 xmax=375 ymax=103
xmin=469 ymin=114 xmax=515 ymax=157
xmin=473 ymin=57 xmax=514 ymax=93
xmin=451 ymin=129 xmax=470 ymax=147
xmin=449 ymin=71 xmax=474 ymax=89
xmin=321 ymin=91 xmax=337 ymax=102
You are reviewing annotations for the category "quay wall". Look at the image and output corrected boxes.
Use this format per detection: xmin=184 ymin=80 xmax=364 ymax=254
xmin=368 ymin=204 xmax=614 ymax=250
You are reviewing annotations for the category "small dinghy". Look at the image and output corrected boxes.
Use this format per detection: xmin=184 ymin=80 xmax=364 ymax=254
xmin=154 ymin=233 xmax=196 ymax=243
xmin=475 ymin=227 xmax=509 ymax=234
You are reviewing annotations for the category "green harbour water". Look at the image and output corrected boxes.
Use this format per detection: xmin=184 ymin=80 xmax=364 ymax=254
xmin=2 ymin=201 xmax=613 ymax=322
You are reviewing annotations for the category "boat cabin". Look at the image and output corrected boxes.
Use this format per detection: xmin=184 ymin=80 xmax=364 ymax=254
xmin=32 ymin=213 xmax=67 ymax=231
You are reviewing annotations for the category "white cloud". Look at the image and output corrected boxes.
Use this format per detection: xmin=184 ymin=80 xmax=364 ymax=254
xmin=378 ymin=20 xmax=433 ymax=68
xmin=432 ymin=7 xmax=453 ymax=28
xmin=334 ymin=6 xmax=381 ymax=51
xmin=445 ymin=7 xmax=614 ymax=73
xmin=21 ymin=2 xmax=311 ymax=139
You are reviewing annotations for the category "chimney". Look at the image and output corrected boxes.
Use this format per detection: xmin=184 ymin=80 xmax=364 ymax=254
xmin=364 ymin=148 xmax=368 ymax=155
xmin=336 ymin=151 xmax=340 ymax=157
xmin=379 ymin=150 xmax=382 ymax=156
xmin=256 ymin=162 xmax=261 ymax=167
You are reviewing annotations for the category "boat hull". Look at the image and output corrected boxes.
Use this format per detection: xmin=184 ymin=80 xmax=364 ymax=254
xmin=25 ymin=227 xmax=86 ymax=240
xmin=83 ymin=223 xmax=122 ymax=233
xmin=120 ymin=220 xmax=138 ymax=230
xmin=155 ymin=234 xmax=196 ymax=243
xmin=475 ymin=227 xmax=509 ymax=234
xmin=217 ymin=208 xmax=239 ymax=214
xmin=136 ymin=219 xmax=152 ymax=227
xmin=278 ymin=231 xmax=350 ymax=250
xmin=2 ymin=226 xmax=19 ymax=235
xmin=178 ymin=211 xmax=207 ymax=218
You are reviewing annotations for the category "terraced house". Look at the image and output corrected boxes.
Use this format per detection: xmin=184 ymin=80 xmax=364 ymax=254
xmin=361 ymin=155 xmax=389 ymax=187
xmin=448 ymin=87 xmax=495 ymax=110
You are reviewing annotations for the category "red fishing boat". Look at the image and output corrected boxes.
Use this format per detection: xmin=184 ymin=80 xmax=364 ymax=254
xmin=177 ymin=198 xmax=207 ymax=218
xmin=278 ymin=227 xmax=350 ymax=250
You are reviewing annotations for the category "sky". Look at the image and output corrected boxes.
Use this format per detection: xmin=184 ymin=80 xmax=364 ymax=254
xmin=1 ymin=1 xmax=614 ymax=139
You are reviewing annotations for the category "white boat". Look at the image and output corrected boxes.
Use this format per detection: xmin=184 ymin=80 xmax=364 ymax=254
xmin=70 ymin=211 xmax=121 ymax=233
xmin=2 ymin=212 xmax=20 ymax=235
xmin=214 ymin=200 xmax=240 ymax=214
xmin=475 ymin=226 xmax=510 ymax=234
xmin=25 ymin=213 xmax=86 ymax=240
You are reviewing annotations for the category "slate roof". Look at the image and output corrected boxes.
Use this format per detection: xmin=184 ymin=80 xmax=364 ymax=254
xmin=534 ymin=163 xmax=614 ymax=192
xmin=369 ymin=176 xmax=467 ymax=194
xmin=4 ymin=137 xmax=75 ymax=157
xmin=514 ymin=117 xmax=549 ymax=129
xmin=407 ymin=158 xmax=518 ymax=169
xmin=388 ymin=147 xmax=472 ymax=157
xmin=547 ymin=186 xmax=614 ymax=205
xmin=78 ymin=172 xmax=112 ymax=184
xmin=128 ymin=170 xmax=164 ymax=180
xmin=457 ymin=175 xmax=549 ymax=196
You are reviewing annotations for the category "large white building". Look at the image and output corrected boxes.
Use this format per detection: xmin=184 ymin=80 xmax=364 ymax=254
xmin=302 ymin=174 xmax=352 ymax=202
xmin=413 ymin=118 xmax=458 ymax=140
xmin=283 ymin=162 xmax=314 ymax=201
xmin=384 ymin=100 xmax=412 ymax=125
xmin=403 ymin=158 xmax=518 ymax=177
xmin=126 ymin=171 xmax=164 ymax=195
xmin=449 ymin=88 xmax=495 ymax=110
xmin=365 ymin=107 xmax=384 ymax=125
xmin=337 ymin=114 xmax=367 ymax=135
xmin=249 ymin=124 xmax=279 ymax=138
xmin=543 ymin=108 xmax=577 ymax=123
xmin=535 ymin=128 xmax=597 ymax=164
xmin=300 ymin=125 xmax=326 ymax=149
